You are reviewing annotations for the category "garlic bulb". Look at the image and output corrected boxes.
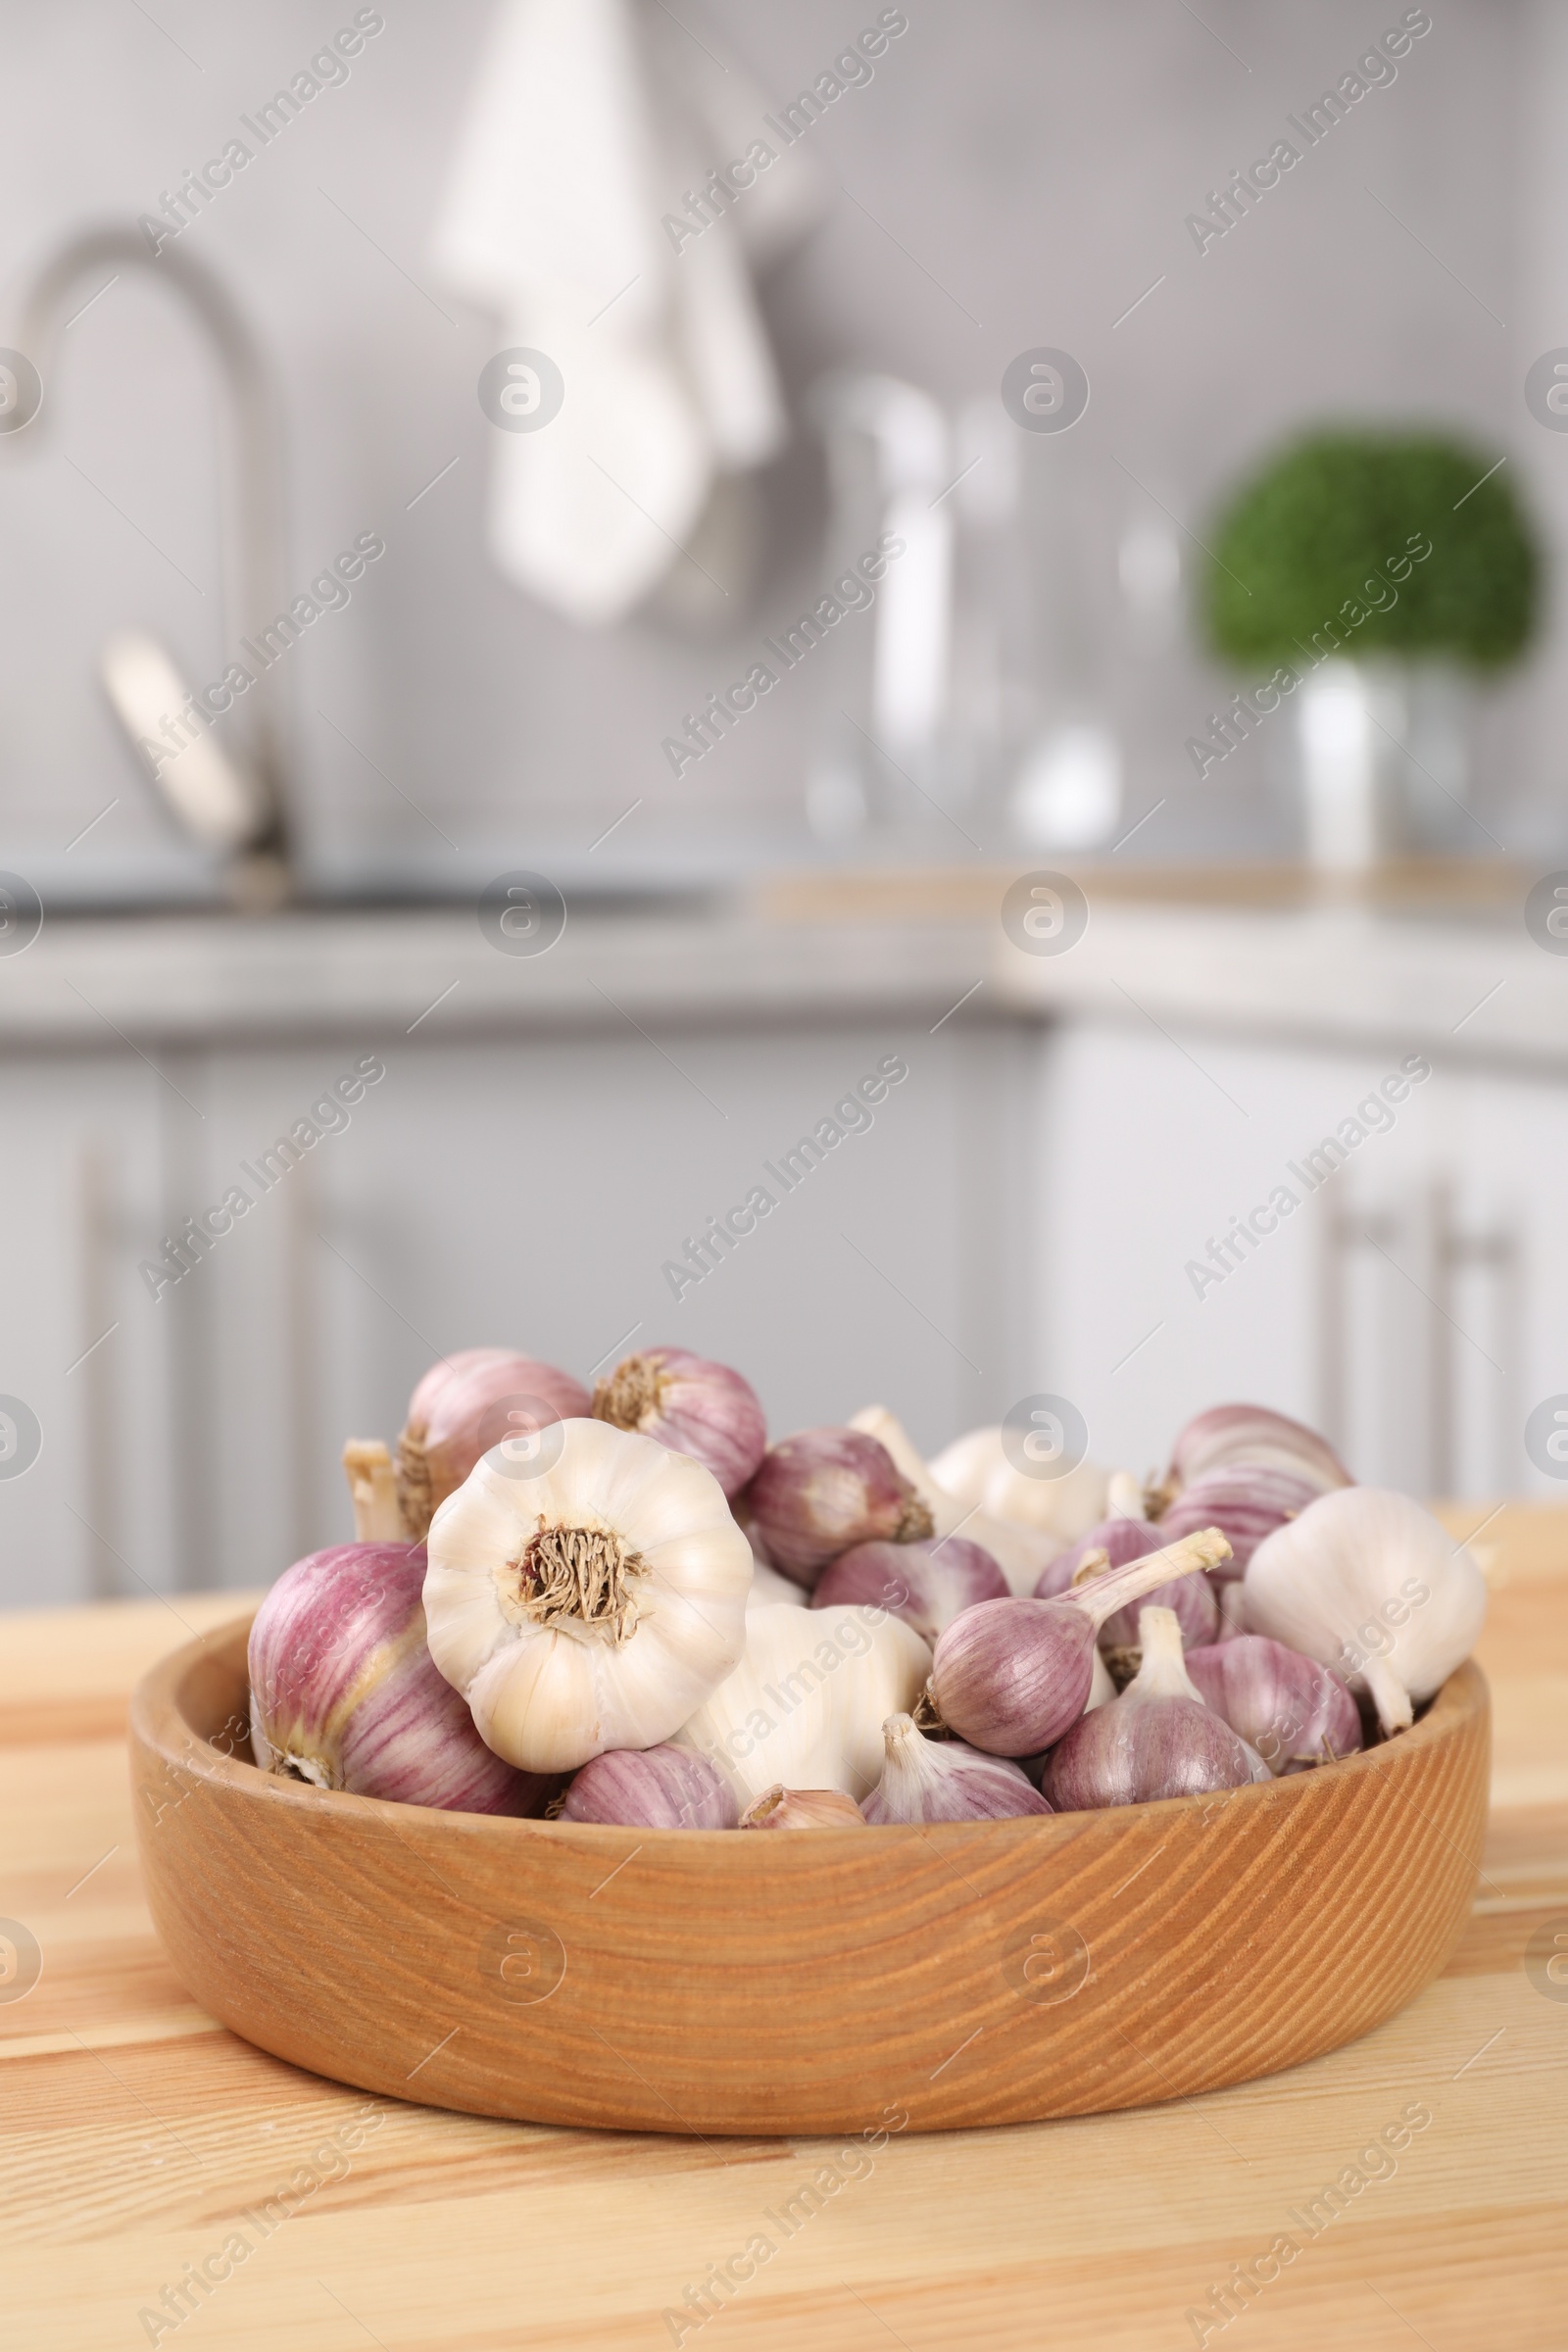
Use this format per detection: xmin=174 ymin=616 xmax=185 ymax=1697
xmin=743 ymin=1427 xmax=933 ymax=1588
xmin=397 ymin=1348 xmax=591 ymax=1541
xmin=1157 ymin=1464 xmax=1321 ymax=1582
xmin=1244 ymin=1486 xmax=1486 ymax=1734
xmin=423 ymin=1418 xmax=751 ymax=1773
xmin=1162 ymin=1402 xmax=1351 ymax=1503
xmin=863 ymin=1714 xmax=1054 ymax=1823
xmin=1039 ymin=1516 xmax=1219 ymax=1652
xmin=672 ymin=1602 xmax=930 ymax=1805
xmin=561 ymin=1743 xmax=738 ymax=1828
xmin=748 ymin=1558 xmax=808 ymax=1610
xmin=1185 ymin=1636 xmax=1361 ymax=1773
xmin=850 ymin=1405 xmax=1064 ymax=1594
xmin=1044 ymin=1607 xmax=1271 ymax=1811
xmin=811 ymin=1535 xmax=1008 ymax=1646
xmin=591 ymin=1346 xmax=765 ymax=1497
xmin=930 ymin=1527 xmax=1230 ymax=1755
xmin=740 ymin=1786 xmax=866 ymax=1829
xmin=248 ymin=1542 xmax=546 ymax=1814
xmin=927 ymin=1422 xmax=1108 ymax=1542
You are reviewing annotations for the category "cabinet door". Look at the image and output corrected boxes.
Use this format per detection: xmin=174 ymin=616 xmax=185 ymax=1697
xmin=0 ymin=1054 xmax=179 ymax=1608
xmin=191 ymin=1019 xmax=1034 ymax=1588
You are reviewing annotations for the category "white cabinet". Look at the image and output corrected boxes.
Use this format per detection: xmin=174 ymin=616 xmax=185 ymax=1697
xmin=1031 ymin=1015 xmax=1566 ymax=1499
xmin=0 ymin=1054 xmax=180 ymax=1609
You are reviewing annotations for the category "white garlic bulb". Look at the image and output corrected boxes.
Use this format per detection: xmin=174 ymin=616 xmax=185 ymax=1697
xmin=1243 ymin=1486 xmax=1486 ymax=1734
xmin=926 ymin=1421 xmax=1109 ymax=1545
xmin=423 ymin=1418 xmax=751 ymax=1773
xmin=748 ymin=1558 xmax=808 ymax=1610
xmin=673 ymin=1603 xmax=930 ymax=1806
xmin=849 ymin=1405 xmax=1069 ymax=1595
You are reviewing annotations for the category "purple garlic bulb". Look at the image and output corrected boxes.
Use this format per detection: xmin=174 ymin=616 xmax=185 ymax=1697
xmin=248 ymin=1542 xmax=548 ymax=1814
xmin=591 ymin=1346 xmax=766 ymax=1497
xmin=863 ymin=1714 xmax=1054 ymax=1823
xmin=1156 ymin=1464 xmax=1322 ymax=1582
xmin=1184 ymin=1635 xmax=1363 ymax=1774
xmin=1044 ymin=1606 xmax=1271 ymax=1812
xmin=561 ymin=1743 xmax=739 ymax=1828
xmin=741 ymin=1427 xmax=934 ymax=1589
xmin=813 ymin=1534 xmax=1008 ymax=1645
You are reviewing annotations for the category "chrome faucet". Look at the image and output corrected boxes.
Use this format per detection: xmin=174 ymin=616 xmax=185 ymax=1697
xmin=10 ymin=224 xmax=292 ymax=903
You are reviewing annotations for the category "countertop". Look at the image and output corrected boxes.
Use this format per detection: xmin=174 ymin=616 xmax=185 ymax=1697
xmin=2 ymin=861 xmax=1566 ymax=1070
xmin=1 ymin=1501 xmax=1564 ymax=2350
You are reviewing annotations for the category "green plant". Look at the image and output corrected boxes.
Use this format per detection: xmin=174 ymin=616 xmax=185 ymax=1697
xmin=1201 ymin=429 xmax=1541 ymax=673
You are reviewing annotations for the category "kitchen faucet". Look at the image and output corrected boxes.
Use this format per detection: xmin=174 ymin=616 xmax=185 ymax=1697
xmin=10 ymin=223 xmax=293 ymax=904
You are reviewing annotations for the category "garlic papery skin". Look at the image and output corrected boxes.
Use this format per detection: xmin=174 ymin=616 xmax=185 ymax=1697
xmin=423 ymin=1419 xmax=751 ymax=1773
xmin=850 ymin=1405 xmax=1065 ymax=1595
xmin=397 ymin=1348 xmax=592 ymax=1541
xmin=1185 ymin=1636 xmax=1361 ymax=1774
xmin=740 ymin=1786 xmax=866 ymax=1829
xmin=929 ymin=1528 xmax=1231 ymax=1755
xmin=1162 ymin=1402 xmax=1351 ymax=1503
xmin=1044 ymin=1606 xmax=1271 ymax=1811
xmin=1157 ymin=1464 xmax=1322 ymax=1582
xmin=248 ymin=1542 xmax=546 ymax=1814
xmin=863 ymin=1714 xmax=1054 ymax=1823
xmin=561 ymin=1743 xmax=738 ymax=1828
xmin=811 ymin=1535 xmax=1008 ymax=1646
xmin=592 ymin=1347 xmax=765 ymax=1497
xmin=672 ymin=1603 xmax=931 ymax=1805
xmin=1243 ymin=1487 xmax=1487 ymax=1735
xmin=742 ymin=1427 xmax=933 ymax=1589
xmin=927 ymin=1423 xmax=1109 ymax=1543
xmin=1035 ymin=1514 xmax=1165 ymax=1600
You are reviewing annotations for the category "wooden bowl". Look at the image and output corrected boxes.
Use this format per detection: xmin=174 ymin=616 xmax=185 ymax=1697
xmin=130 ymin=1615 xmax=1489 ymax=2135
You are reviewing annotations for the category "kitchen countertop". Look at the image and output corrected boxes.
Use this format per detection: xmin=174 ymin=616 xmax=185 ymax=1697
xmin=1 ymin=860 xmax=1565 ymax=1070
xmin=1 ymin=1501 xmax=1563 ymax=2350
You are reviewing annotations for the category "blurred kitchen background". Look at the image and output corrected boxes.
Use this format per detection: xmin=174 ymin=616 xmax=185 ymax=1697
xmin=4 ymin=0 xmax=1568 ymax=1607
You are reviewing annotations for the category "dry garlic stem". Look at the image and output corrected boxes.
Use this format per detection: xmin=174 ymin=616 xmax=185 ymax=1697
xmin=341 ymin=1439 xmax=404 ymax=1543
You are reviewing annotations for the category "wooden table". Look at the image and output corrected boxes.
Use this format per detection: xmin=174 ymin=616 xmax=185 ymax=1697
xmin=3 ymin=1505 xmax=1564 ymax=2351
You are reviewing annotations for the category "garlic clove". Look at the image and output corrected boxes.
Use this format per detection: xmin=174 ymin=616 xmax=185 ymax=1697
xmin=561 ymin=1742 xmax=738 ymax=1827
xmin=1185 ymin=1635 xmax=1362 ymax=1774
xmin=930 ymin=1527 xmax=1230 ymax=1755
xmin=423 ymin=1418 xmax=752 ymax=1774
xmin=1044 ymin=1606 xmax=1272 ymax=1812
xmin=672 ymin=1602 xmax=930 ymax=1805
xmin=850 ymin=1405 xmax=1066 ymax=1594
xmin=1242 ymin=1486 xmax=1487 ymax=1735
xmin=926 ymin=1422 xmax=1109 ymax=1542
xmin=397 ymin=1348 xmax=591 ymax=1541
xmin=591 ymin=1347 xmax=766 ymax=1497
xmin=248 ymin=1541 xmax=549 ymax=1814
xmin=810 ymin=1534 xmax=1009 ymax=1646
xmin=740 ymin=1785 xmax=866 ymax=1829
xmin=341 ymin=1439 xmax=404 ymax=1543
xmin=863 ymin=1713 xmax=1054 ymax=1823
xmin=741 ymin=1426 xmax=933 ymax=1588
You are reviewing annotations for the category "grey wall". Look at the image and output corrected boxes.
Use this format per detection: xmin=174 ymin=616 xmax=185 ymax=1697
xmin=0 ymin=0 xmax=1553 ymax=891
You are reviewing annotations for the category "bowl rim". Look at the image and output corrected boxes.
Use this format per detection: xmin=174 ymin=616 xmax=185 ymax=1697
xmin=132 ymin=1606 xmax=1488 ymax=1850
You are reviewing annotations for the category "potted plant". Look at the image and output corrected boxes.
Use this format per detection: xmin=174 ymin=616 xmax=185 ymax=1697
xmin=1200 ymin=429 xmax=1540 ymax=867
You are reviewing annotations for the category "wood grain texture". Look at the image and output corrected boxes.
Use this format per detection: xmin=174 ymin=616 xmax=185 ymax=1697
xmin=126 ymin=1617 xmax=1489 ymax=2137
xmin=2 ymin=1504 xmax=1563 ymax=2350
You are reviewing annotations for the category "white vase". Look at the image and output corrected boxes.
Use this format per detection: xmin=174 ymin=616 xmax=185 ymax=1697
xmin=1294 ymin=660 xmax=1407 ymax=870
